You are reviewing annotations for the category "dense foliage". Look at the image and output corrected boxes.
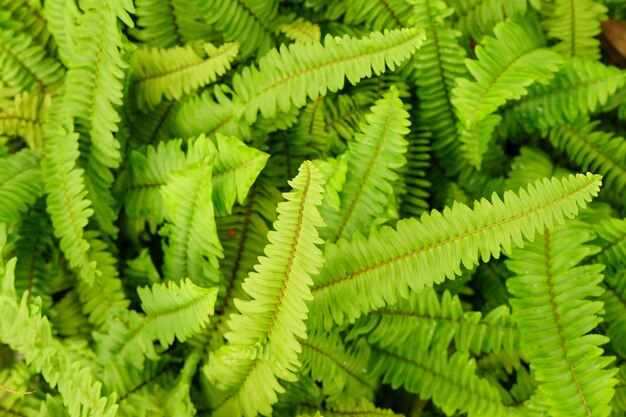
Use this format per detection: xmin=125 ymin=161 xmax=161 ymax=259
xmin=0 ymin=0 xmax=625 ymax=416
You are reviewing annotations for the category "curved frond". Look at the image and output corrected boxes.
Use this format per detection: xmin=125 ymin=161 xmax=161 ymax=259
xmin=131 ymin=42 xmax=238 ymax=111
xmin=549 ymin=119 xmax=626 ymax=197
xmin=0 ymin=260 xmax=118 ymax=417
xmin=0 ymin=91 xmax=50 ymax=150
xmin=507 ymin=221 xmax=618 ymax=417
xmin=452 ymin=17 xmax=563 ymax=128
xmin=542 ymin=0 xmax=607 ymax=59
xmin=322 ymin=87 xmax=410 ymax=243
xmin=233 ymin=28 xmax=426 ymax=123
xmin=0 ymin=28 xmax=64 ymax=92
xmin=349 ymin=287 xmax=519 ymax=355
xmin=371 ymin=345 xmax=514 ymax=417
xmin=200 ymin=0 xmax=277 ymax=59
xmin=205 ymin=161 xmax=326 ymax=417
xmin=500 ymin=58 xmax=626 ymax=135
xmin=160 ymin=135 xmax=223 ymax=286
xmin=310 ymin=173 xmax=601 ymax=328
xmin=0 ymin=149 xmax=42 ymax=223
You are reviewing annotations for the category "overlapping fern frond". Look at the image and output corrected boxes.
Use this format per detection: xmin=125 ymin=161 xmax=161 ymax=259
xmin=448 ymin=0 xmax=529 ymax=40
xmin=0 ymin=91 xmax=49 ymax=149
xmin=507 ymin=220 xmax=618 ymax=417
xmin=321 ymin=87 xmax=410 ymax=243
xmin=310 ymin=173 xmax=601 ymax=328
xmin=205 ymin=161 xmax=325 ymax=417
xmin=232 ymin=28 xmax=426 ymax=123
xmin=452 ymin=17 xmax=563 ymax=128
xmin=0 ymin=149 xmax=42 ymax=223
xmin=131 ymin=42 xmax=239 ymax=111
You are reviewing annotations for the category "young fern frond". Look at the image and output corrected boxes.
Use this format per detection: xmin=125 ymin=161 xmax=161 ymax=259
xmin=200 ymin=0 xmax=277 ymax=59
xmin=322 ymin=87 xmax=410 ymax=243
xmin=507 ymin=221 xmax=618 ymax=417
xmin=0 ymin=149 xmax=43 ymax=223
xmin=541 ymin=0 xmax=607 ymax=60
xmin=371 ymin=345 xmax=515 ymax=417
xmin=452 ymin=17 xmax=563 ymax=128
xmin=310 ymin=173 xmax=601 ymax=328
xmin=232 ymin=28 xmax=426 ymax=123
xmin=0 ymin=258 xmax=118 ymax=417
xmin=160 ymin=135 xmax=223 ymax=286
xmin=64 ymin=3 xmax=126 ymax=237
xmin=0 ymin=91 xmax=50 ymax=150
xmin=205 ymin=161 xmax=326 ymax=417
xmin=42 ymin=95 xmax=99 ymax=285
xmin=131 ymin=0 xmax=216 ymax=47
xmin=348 ymin=287 xmax=519 ymax=355
xmin=300 ymin=331 xmax=377 ymax=401
xmin=131 ymin=42 xmax=239 ymax=112
xmin=0 ymin=27 xmax=64 ymax=92
xmin=500 ymin=59 xmax=626 ymax=135
xmin=96 ymin=278 xmax=218 ymax=369
xmin=549 ymin=119 xmax=626 ymax=197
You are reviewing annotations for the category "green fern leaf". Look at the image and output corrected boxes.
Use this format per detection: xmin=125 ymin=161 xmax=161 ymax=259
xmin=297 ymin=397 xmax=401 ymax=417
xmin=459 ymin=114 xmax=502 ymax=170
xmin=0 ymin=27 xmax=64 ymax=92
xmin=322 ymin=87 xmax=410 ymax=243
xmin=452 ymin=17 xmax=563 ymax=128
xmin=0 ymin=91 xmax=50 ymax=150
xmin=549 ymin=119 xmax=626 ymax=197
xmin=205 ymin=161 xmax=326 ymax=417
xmin=592 ymin=217 xmax=626 ymax=271
xmin=371 ymin=345 xmax=514 ymax=417
xmin=0 ymin=149 xmax=42 ymax=223
xmin=542 ymin=0 xmax=607 ymax=60
xmin=160 ymin=135 xmax=223 ymax=286
xmin=43 ymin=0 xmax=79 ymax=66
xmin=310 ymin=173 xmax=601 ymax=328
xmin=233 ymin=28 xmax=426 ymax=123
xmin=131 ymin=42 xmax=239 ymax=111
xmin=507 ymin=221 xmax=618 ymax=417
xmin=279 ymin=18 xmax=321 ymax=43
xmin=601 ymin=271 xmax=626 ymax=359
xmin=449 ymin=0 xmax=529 ymax=40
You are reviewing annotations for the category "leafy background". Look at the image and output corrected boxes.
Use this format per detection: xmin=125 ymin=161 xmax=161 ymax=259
xmin=0 ymin=0 xmax=625 ymax=416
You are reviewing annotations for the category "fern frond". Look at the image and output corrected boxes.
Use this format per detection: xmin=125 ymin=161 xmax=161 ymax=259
xmin=279 ymin=18 xmax=321 ymax=43
xmin=322 ymin=0 xmax=416 ymax=30
xmin=131 ymin=42 xmax=239 ymax=111
xmin=233 ymin=28 xmax=426 ymax=123
xmin=500 ymin=59 xmax=626 ymax=135
xmin=459 ymin=114 xmax=502 ymax=170
xmin=310 ymin=173 xmax=601 ymax=328
xmin=452 ymin=17 xmax=563 ymax=128
xmin=549 ymin=119 xmax=626 ymax=197
xmin=542 ymin=0 xmax=607 ymax=60
xmin=0 ymin=28 xmax=64 ymax=92
xmin=0 ymin=259 xmax=118 ymax=417
xmin=349 ymin=287 xmax=519 ymax=355
xmin=205 ymin=161 xmax=326 ymax=417
xmin=505 ymin=147 xmax=561 ymax=192
xmin=371 ymin=345 xmax=514 ymax=417
xmin=322 ymin=87 xmax=410 ymax=243
xmin=212 ymin=134 xmax=269 ymax=217
xmin=1 ymin=0 xmax=50 ymax=49
xmin=592 ymin=217 xmax=626 ymax=271
xmin=41 ymin=96 xmax=99 ymax=285
xmin=297 ymin=397 xmax=401 ymax=417
xmin=301 ymin=331 xmax=376 ymax=401
xmin=43 ymin=0 xmax=79 ymax=66
xmin=0 ymin=149 xmax=42 ymax=223
xmin=0 ymin=91 xmax=50 ymax=149
xmin=64 ymin=3 xmax=127 ymax=237
xmin=449 ymin=0 xmax=529 ymax=40
xmin=96 ymin=278 xmax=218 ymax=368
xmin=200 ymin=0 xmax=277 ymax=59
xmin=410 ymin=0 xmax=468 ymax=167
xmin=132 ymin=0 xmax=216 ymax=47
xmin=506 ymin=221 xmax=618 ymax=417
xmin=160 ymin=135 xmax=223 ymax=286
xmin=601 ymin=270 xmax=626 ymax=360
xmin=128 ymin=101 xmax=177 ymax=146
